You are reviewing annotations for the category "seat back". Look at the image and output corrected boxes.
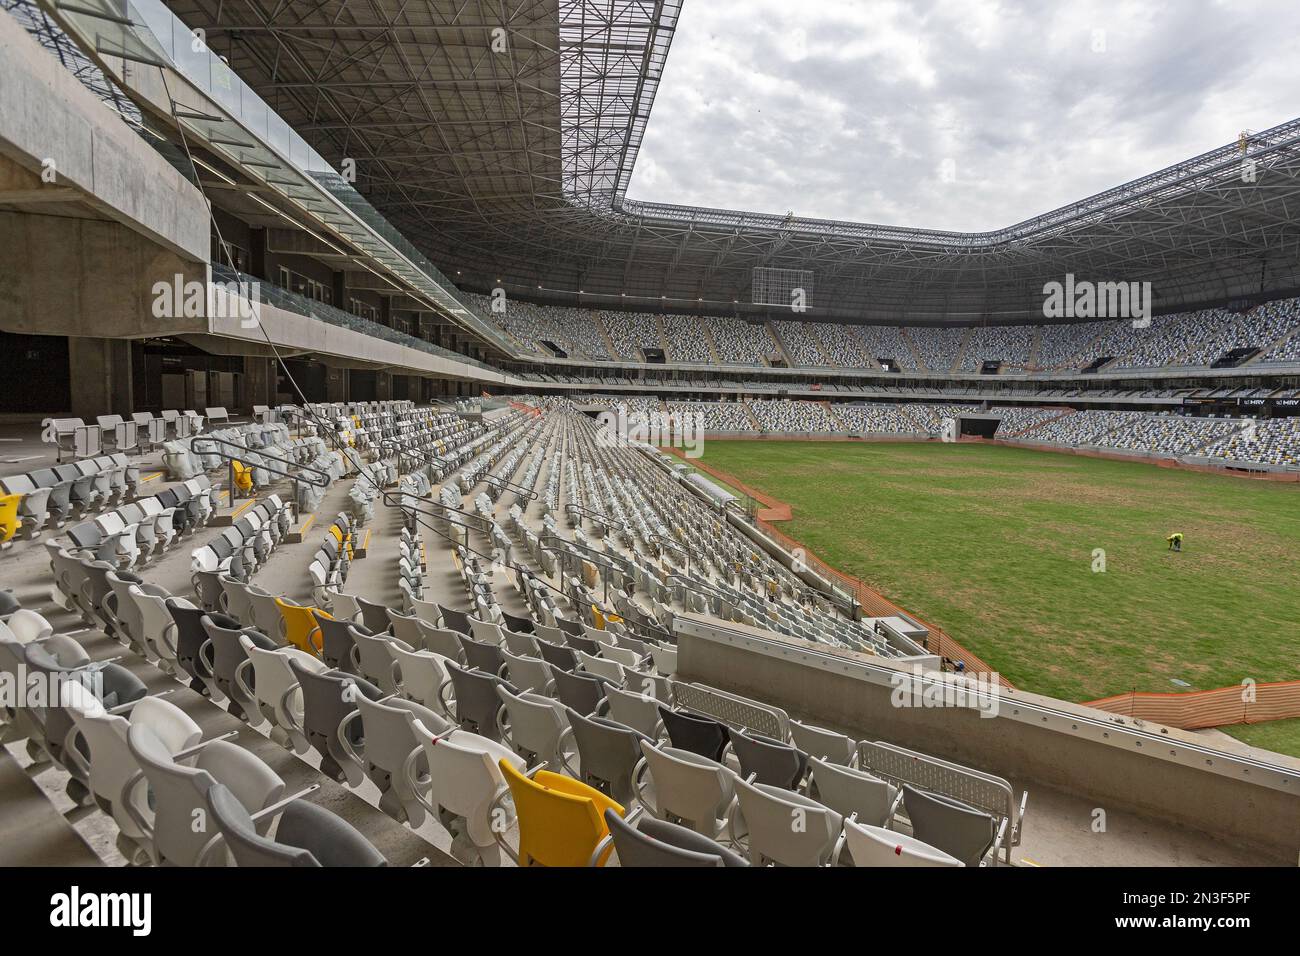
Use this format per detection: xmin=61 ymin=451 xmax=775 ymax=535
xmin=659 ymin=707 xmax=730 ymax=761
xmin=902 ymin=784 xmax=996 ymax=867
xmin=565 ymin=707 xmax=648 ymax=804
xmin=807 ymin=757 xmax=897 ymax=828
xmin=499 ymin=760 xmax=623 ymax=867
xmin=603 ymin=808 xmax=737 ymax=867
xmin=733 ymin=775 xmax=841 ymax=867
xmin=495 ymin=685 xmax=565 ymax=764
xmin=842 ymin=818 xmax=963 ymax=868
xmin=729 ymin=727 xmax=807 ymax=791
xmin=637 ymin=741 xmax=735 ymax=837
xmin=790 ymin=719 xmax=856 ymax=765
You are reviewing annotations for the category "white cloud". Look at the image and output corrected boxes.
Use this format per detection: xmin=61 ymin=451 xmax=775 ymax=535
xmin=628 ymin=0 xmax=1300 ymax=231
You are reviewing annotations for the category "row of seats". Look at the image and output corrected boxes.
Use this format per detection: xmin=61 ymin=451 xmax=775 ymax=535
xmin=0 ymin=454 xmax=142 ymax=538
xmin=471 ymin=293 xmax=1300 ymax=371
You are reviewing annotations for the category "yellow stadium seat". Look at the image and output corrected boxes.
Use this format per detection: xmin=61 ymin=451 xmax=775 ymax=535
xmin=0 ymin=492 xmax=22 ymax=547
xmin=499 ymin=759 xmax=623 ymax=867
xmin=231 ymin=460 xmax=254 ymax=493
xmin=277 ymin=599 xmax=327 ymax=655
xmin=329 ymin=523 xmax=354 ymax=560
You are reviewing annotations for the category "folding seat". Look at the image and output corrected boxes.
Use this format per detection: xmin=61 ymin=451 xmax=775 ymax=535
xmin=397 ymin=576 xmax=421 ymax=612
xmin=0 ymin=475 xmax=47 ymax=539
xmin=315 ymin=612 xmax=362 ymax=674
xmin=355 ymin=596 xmax=392 ymax=635
xmin=659 ymin=707 xmax=730 ymax=761
xmin=127 ymin=586 xmax=182 ymax=672
xmin=805 ymin=756 xmax=899 ymax=829
xmin=647 ymin=642 xmax=679 ymax=677
xmin=549 ymin=665 xmax=612 ymax=718
xmin=78 ymin=460 xmax=114 ymax=511
xmin=125 ymin=720 xmax=286 ymax=866
xmin=578 ymin=650 xmax=626 ymax=685
xmin=409 ymin=720 xmax=523 ymax=866
xmin=389 ymin=644 xmax=454 ymax=714
xmin=726 ymin=727 xmax=808 ymax=791
xmin=901 ymin=784 xmax=998 ymax=867
xmin=437 ymin=603 xmax=473 ymax=635
xmin=276 ymin=599 xmax=326 ymax=657
xmin=604 ymin=686 xmax=664 ymax=740
xmin=561 ymin=706 xmax=652 ymax=806
xmin=166 ymin=600 xmax=217 ymax=696
xmin=634 ymin=741 xmax=738 ymax=839
xmin=727 ymin=775 xmax=842 ymax=867
xmin=55 ymin=463 xmax=98 ymax=516
xmin=205 ymin=782 xmax=387 ymax=867
xmin=599 ymin=807 xmax=749 ymax=868
xmin=217 ymin=575 xmax=255 ymax=625
xmin=789 ymin=719 xmax=857 ymax=766
xmin=564 ymin=632 xmax=602 ymax=657
xmin=30 ymin=468 xmax=74 ymax=527
xmin=501 ymin=629 xmax=540 ymax=659
xmin=0 ymin=624 xmax=83 ymax=746
xmin=330 ymin=591 xmax=363 ymax=626
xmin=839 ymin=818 xmax=963 ymax=868
xmin=200 ymin=614 xmax=277 ymax=722
xmin=468 ymin=616 xmax=506 ymax=646
xmin=0 ymin=492 xmax=20 ymax=552
xmin=184 ymin=567 xmax=223 ymax=617
xmin=93 ymin=453 xmax=129 ymax=505
xmin=4 ymin=609 xmax=52 ymax=648
xmin=308 ymin=558 xmax=338 ymax=608
xmin=246 ymin=586 xmax=285 ymax=638
xmin=459 ymin=634 xmax=506 ymax=675
xmin=351 ymin=628 xmax=409 ymax=693
xmin=385 ymin=609 xmax=426 ymax=649
xmin=442 ymin=661 xmax=515 ymax=741
xmin=64 ymin=693 xmax=201 ymax=864
xmin=239 ymin=637 xmax=327 ymax=754
xmin=24 ymin=645 xmax=146 ymax=777
xmin=536 ymin=638 xmax=579 ymax=673
xmin=500 ymin=648 xmax=552 ymax=695
xmin=347 ymin=694 xmax=451 ymax=825
xmin=500 ymin=609 xmax=536 ymax=635
xmin=495 ymin=684 xmax=567 ymax=767
xmin=288 ymin=660 xmax=382 ymax=786
xmin=495 ymin=760 xmax=624 ymax=867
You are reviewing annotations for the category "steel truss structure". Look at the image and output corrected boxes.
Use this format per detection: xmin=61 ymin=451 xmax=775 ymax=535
xmin=147 ymin=0 xmax=1300 ymax=324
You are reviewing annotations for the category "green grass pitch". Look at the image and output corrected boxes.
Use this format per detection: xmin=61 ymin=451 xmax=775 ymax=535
xmin=695 ymin=440 xmax=1300 ymax=756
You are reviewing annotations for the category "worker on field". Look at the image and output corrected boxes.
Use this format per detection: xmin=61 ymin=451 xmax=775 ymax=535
xmin=1166 ymin=532 xmax=1184 ymax=552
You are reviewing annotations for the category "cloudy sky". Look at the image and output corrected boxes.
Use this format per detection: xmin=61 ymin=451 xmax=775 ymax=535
xmin=627 ymin=0 xmax=1300 ymax=232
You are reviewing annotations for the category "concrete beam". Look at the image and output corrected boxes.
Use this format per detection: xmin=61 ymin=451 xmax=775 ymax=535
xmin=0 ymin=11 xmax=209 ymax=264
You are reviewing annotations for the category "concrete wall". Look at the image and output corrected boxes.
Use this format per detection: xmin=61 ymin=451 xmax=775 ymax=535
xmin=0 ymin=11 xmax=208 ymax=263
xmin=676 ymin=616 xmax=1300 ymax=862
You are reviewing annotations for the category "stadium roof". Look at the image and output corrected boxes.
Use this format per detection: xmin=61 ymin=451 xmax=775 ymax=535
xmin=159 ymin=0 xmax=1300 ymax=324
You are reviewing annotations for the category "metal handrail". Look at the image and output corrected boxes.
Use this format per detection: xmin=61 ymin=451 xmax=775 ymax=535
xmin=378 ymin=490 xmax=500 ymax=566
xmin=191 ymin=434 xmax=330 ymax=501
xmin=563 ymin=501 xmax=631 ymax=532
xmin=483 ymin=472 xmax=539 ymax=502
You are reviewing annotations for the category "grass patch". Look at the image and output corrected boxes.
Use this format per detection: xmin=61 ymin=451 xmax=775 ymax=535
xmin=698 ymin=441 xmax=1300 ymax=717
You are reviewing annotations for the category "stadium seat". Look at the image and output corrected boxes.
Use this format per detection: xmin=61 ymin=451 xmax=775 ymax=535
xmin=496 ymin=759 xmax=624 ymax=867
xmin=599 ymin=807 xmax=749 ymax=867
xmin=839 ymin=818 xmax=963 ymax=868
xmin=204 ymin=783 xmax=386 ymax=868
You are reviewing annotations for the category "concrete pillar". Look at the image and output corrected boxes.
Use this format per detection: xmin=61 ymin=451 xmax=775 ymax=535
xmin=250 ymin=228 xmax=269 ymax=280
xmin=379 ymin=295 xmax=392 ymax=328
xmin=67 ymin=337 xmax=132 ymax=418
xmin=375 ymin=371 xmax=391 ymax=400
xmin=332 ymin=271 xmax=347 ymax=310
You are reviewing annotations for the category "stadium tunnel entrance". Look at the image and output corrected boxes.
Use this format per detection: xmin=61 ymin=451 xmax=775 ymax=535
xmin=958 ymin=413 xmax=1001 ymax=439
